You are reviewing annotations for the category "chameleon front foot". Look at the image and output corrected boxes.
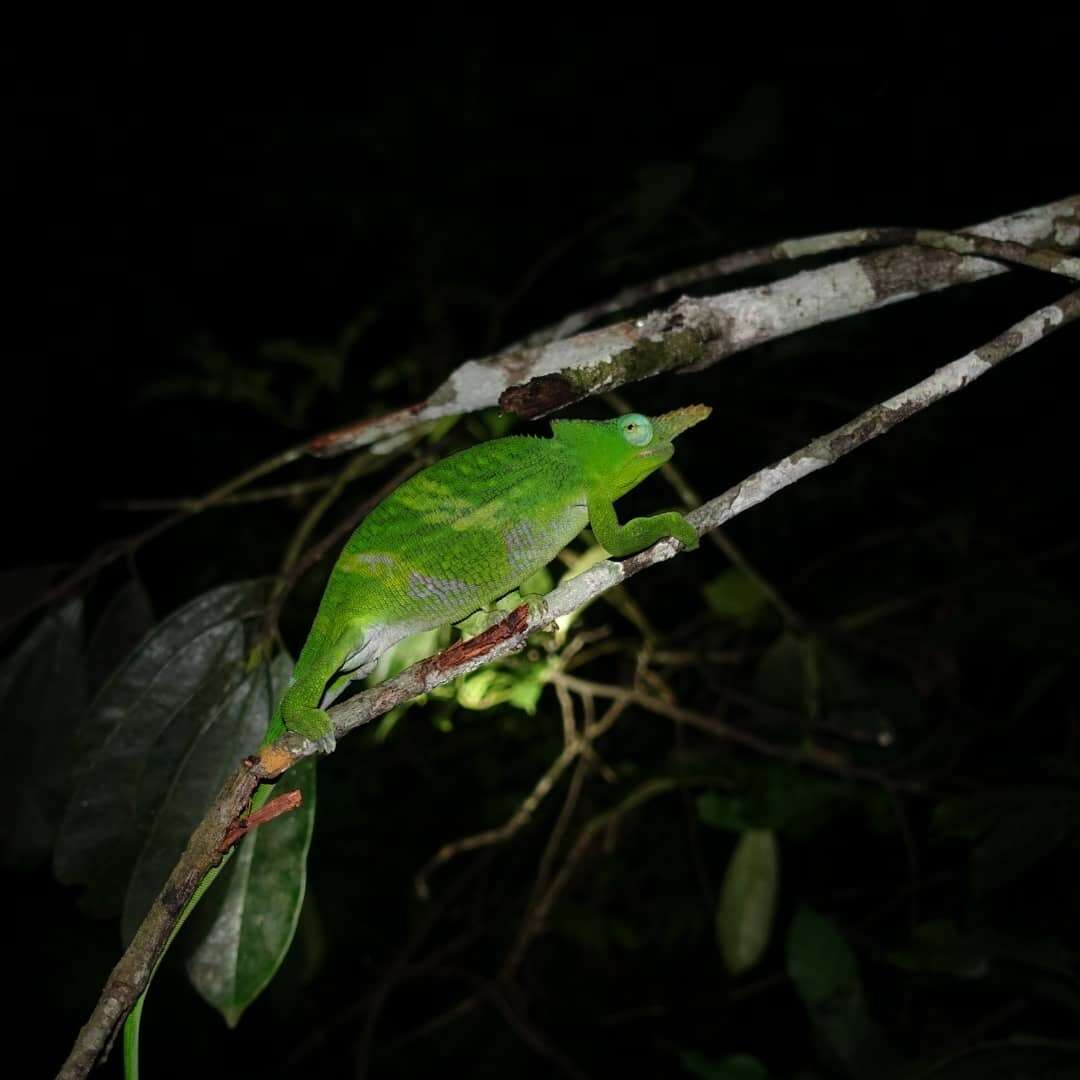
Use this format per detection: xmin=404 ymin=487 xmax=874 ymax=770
xmin=282 ymin=703 xmax=337 ymax=755
xmin=666 ymin=514 xmax=700 ymax=551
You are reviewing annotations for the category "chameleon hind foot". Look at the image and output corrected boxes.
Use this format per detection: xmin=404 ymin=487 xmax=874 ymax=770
xmin=282 ymin=703 xmax=337 ymax=755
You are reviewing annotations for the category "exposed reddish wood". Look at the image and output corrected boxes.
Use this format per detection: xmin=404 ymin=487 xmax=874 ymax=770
xmin=219 ymin=789 xmax=303 ymax=851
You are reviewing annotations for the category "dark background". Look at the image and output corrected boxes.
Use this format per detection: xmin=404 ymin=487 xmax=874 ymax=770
xmin=6 ymin=33 xmax=1080 ymax=1080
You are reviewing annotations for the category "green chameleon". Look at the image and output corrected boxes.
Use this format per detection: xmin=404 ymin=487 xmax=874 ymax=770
xmin=278 ymin=403 xmax=710 ymax=752
xmin=124 ymin=404 xmax=709 ymax=1076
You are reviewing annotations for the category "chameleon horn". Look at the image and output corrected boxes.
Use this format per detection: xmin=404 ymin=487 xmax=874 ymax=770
xmin=650 ymin=404 xmax=712 ymax=441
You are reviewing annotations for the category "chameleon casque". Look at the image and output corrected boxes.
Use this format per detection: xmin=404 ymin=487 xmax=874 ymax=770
xmin=276 ymin=404 xmax=711 ymax=752
xmin=123 ymin=405 xmax=709 ymax=1076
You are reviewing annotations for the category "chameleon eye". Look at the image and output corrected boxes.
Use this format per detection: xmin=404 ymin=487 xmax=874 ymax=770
xmin=619 ymin=414 xmax=652 ymax=447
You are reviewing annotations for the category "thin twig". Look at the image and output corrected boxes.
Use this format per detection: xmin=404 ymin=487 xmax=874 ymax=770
xmin=275 ymin=453 xmax=375 ymax=586
xmin=551 ymin=670 xmax=923 ymax=792
xmin=434 ymin=969 xmax=593 ymax=1080
xmin=414 ymin=738 xmax=582 ymax=900
xmin=503 ymin=777 xmax=685 ymax=978
xmin=415 ymin=689 xmax=628 ymax=899
xmin=102 ymin=476 xmax=336 ymax=511
xmin=531 ymin=754 xmax=594 ymax=907
xmin=7 ymin=444 xmax=307 ymax=635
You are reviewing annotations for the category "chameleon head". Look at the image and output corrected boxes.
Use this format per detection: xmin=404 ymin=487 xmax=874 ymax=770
xmin=552 ymin=404 xmax=711 ymax=498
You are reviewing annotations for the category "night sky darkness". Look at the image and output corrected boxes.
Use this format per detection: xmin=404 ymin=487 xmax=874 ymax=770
xmin=7 ymin=33 xmax=1080 ymax=1080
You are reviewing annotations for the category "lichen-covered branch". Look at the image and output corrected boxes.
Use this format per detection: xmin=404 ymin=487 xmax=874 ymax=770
xmin=56 ymin=285 xmax=1079 ymax=1080
xmin=310 ymin=195 xmax=1079 ymax=454
xmin=523 ymin=221 xmax=1080 ymax=347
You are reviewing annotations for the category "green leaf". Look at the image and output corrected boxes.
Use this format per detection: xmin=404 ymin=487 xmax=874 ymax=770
xmin=787 ymin=906 xmax=890 ymax=1076
xmin=0 ymin=600 xmax=86 ymax=868
xmin=681 ymin=1049 xmax=772 ymax=1079
xmin=456 ymin=661 xmax=550 ymax=715
xmin=717 ymin=829 xmax=779 ymax=975
xmin=787 ymin=906 xmax=859 ymax=1008
xmin=696 ymin=763 xmax=853 ymax=839
xmin=703 ymin=568 xmax=769 ymax=627
xmin=54 ymin=581 xmax=268 ymax=916
xmin=518 ymin=564 xmax=555 ymax=601
xmin=186 ymin=754 xmax=317 ymax=1027
xmin=120 ymin=652 xmax=290 ymax=943
xmin=697 ymin=791 xmax=750 ymax=832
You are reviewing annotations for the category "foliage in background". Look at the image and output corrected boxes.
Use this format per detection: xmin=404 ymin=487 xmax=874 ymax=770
xmin=6 ymin=57 xmax=1080 ymax=1080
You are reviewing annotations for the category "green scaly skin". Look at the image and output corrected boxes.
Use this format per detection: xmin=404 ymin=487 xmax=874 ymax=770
xmin=124 ymin=405 xmax=709 ymax=1077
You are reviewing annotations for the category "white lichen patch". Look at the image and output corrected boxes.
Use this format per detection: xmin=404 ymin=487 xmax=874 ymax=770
xmin=447 ymin=360 xmax=508 ymax=412
xmin=647 ymin=536 xmax=682 ymax=564
xmin=716 ymin=260 xmax=879 ymax=348
xmin=973 ymin=196 xmax=1077 ymax=245
xmin=881 ymin=352 xmax=993 ymax=412
xmin=545 ymin=558 xmax=625 ymax=624
xmin=722 ymin=455 xmax=829 ymax=522
xmin=1056 ymin=222 xmax=1079 ymax=248
xmin=1016 ymin=302 xmax=1064 ymax=348
xmin=370 ymin=430 xmax=419 ymax=456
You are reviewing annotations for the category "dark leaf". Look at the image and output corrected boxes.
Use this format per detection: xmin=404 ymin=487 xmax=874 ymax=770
xmin=54 ymin=581 xmax=268 ymax=916
xmin=120 ymin=652 xmax=289 ymax=943
xmin=888 ymin=922 xmax=1080 ymax=1016
xmin=933 ymin=789 xmax=1080 ymax=894
xmin=787 ymin=906 xmax=892 ymax=1077
xmin=703 ymin=568 xmax=770 ymax=628
xmin=0 ymin=564 xmax=66 ymax=646
xmin=909 ymin=1038 xmax=1080 ymax=1079
xmin=0 ymin=600 xmax=86 ymax=867
xmin=87 ymin=577 xmax=155 ymax=694
xmin=186 ymin=753 xmax=317 ymax=1027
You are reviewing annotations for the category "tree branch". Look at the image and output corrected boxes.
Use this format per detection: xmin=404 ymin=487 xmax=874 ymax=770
xmin=310 ymin=195 xmax=1078 ymax=453
xmin=56 ymin=282 xmax=1080 ymax=1080
xmin=519 ymin=222 xmax=1080 ymax=347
